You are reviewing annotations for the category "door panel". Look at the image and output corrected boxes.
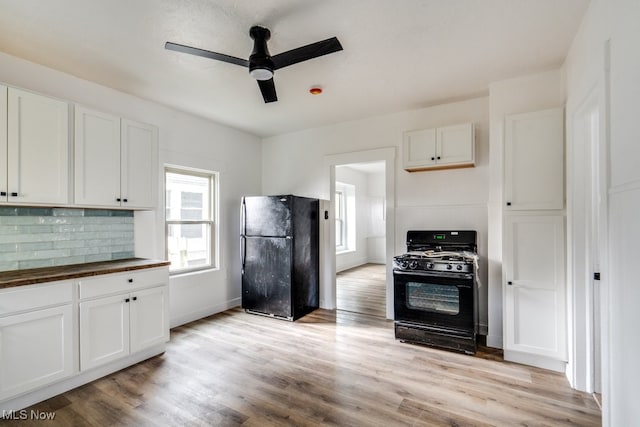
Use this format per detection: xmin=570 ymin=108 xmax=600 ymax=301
xmin=243 ymin=196 xmax=292 ymax=237
xmin=242 ymin=237 xmax=292 ymax=318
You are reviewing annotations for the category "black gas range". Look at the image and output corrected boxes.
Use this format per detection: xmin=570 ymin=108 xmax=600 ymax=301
xmin=393 ymin=230 xmax=478 ymax=354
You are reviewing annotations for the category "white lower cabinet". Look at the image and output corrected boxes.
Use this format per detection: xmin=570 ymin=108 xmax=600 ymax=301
xmin=0 ymin=281 xmax=74 ymax=401
xmin=79 ymin=268 xmax=169 ymax=371
xmin=503 ymin=214 xmax=567 ymax=367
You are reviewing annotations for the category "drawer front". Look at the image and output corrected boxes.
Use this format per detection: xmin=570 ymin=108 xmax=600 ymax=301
xmin=79 ymin=267 xmax=168 ymax=300
xmin=0 ymin=280 xmax=73 ymax=316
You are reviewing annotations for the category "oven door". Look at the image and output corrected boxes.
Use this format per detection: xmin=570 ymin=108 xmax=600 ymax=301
xmin=393 ymin=270 xmax=475 ymax=333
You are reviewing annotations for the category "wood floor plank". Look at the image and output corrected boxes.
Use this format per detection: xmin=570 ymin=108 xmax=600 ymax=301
xmin=2 ymin=307 xmax=601 ymax=426
xmin=336 ymin=263 xmax=386 ymax=318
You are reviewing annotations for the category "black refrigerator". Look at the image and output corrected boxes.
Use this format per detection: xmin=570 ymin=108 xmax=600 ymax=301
xmin=241 ymin=195 xmax=319 ymax=320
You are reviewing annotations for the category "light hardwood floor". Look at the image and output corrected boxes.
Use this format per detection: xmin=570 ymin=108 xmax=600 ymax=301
xmin=336 ymin=263 xmax=386 ymax=318
xmin=3 ymin=308 xmax=600 ymax=426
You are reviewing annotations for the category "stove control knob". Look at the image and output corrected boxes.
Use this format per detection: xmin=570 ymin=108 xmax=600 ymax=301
xmin=446 ymin=264 xmax=453 ymax=270
xmin=399 ymin=261 xmax=408 ymax=269
xmin=456 ymin=265 xmax=463 ymax=271
xmin=427 ymin=263 xmax=434 ymax=269
xmin=409 ymin=261 xmax=418 ymax=270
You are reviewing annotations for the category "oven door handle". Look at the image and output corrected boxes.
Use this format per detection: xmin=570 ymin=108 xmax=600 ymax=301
xmin=394 ymin=270 xmax=472 ymax=279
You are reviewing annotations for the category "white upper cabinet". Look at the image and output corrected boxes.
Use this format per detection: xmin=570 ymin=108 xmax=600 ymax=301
xmin=0 ymin=85 xmax=7 ymax=200
xmin=74 ymin=106 xmax=121 ymax=207
xmin=504 ymin=108 xmax=564 ymax=210
xmin=1 ymin=87 xmax=70 ymax=205
xmin=403 ymin=122 xmax=474 ymax=171
xmin=121 ymin=119 xmax=158 ymax=209
xmin=74 ymin=105 xmax=158 ymax=209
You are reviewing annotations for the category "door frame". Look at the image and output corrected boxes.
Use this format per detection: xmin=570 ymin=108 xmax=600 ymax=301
xmin=323 ymin=148 xmax=395 ymax=319
xmin=567 ymin=83 xmax=609 ymax=395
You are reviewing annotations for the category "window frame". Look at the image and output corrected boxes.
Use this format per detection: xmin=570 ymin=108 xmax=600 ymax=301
xmin=335 ymin=188 xmax=346 ymax=251
xmin=164 ymin=166 xmax=218 ymax=275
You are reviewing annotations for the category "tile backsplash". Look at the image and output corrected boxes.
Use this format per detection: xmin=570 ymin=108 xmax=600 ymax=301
xmin=0 ymin=207 xmax=134 ymax=272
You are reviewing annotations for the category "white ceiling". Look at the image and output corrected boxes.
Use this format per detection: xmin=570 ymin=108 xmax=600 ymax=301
xmin=0 ymin=0 xmax=589 ymax=138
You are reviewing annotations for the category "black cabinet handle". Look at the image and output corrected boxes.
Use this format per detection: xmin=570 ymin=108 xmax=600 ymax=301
xmin=116 ymin=198 xmax=121 ymax=202
xmin=431 ymin=157 xmax=435 ymax=161
xmin=123 ymin=198 xmax=128 ymax=203
xmin=507 ymin=281 xmax=513 ymax=285
xmin=506 ymin=202 xmax=511 ymax=206
xmin=10 ymin=192 xmax=18 ymax=197
xmin=128 ymin=278 xmax=133 ymax=283
xmin=132 ymin=296 xmax=137 ymax=301
xmin=437 ymin=156 xmax=441 ymax=160
xmin=124 ymin=298 xmax=130 ymax=303
xmin=0 ymin=191 xmax=6 ymax=196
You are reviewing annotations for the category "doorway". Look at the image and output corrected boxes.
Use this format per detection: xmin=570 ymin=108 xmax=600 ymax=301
xmin=323 ymin=147 xmax=395 ymax=319
xmin=334 ymin=161 xmax=386 ymax=317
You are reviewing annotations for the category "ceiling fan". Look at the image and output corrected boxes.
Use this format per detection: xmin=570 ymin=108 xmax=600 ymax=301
xmin=166 ymin=26 xmax=343 ymax=103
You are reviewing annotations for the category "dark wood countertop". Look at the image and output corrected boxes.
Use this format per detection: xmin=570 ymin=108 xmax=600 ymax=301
xmin=0 ymin=258 xmax=171 ymax=290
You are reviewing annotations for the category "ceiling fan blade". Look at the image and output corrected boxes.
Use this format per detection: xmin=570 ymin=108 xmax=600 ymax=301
xmin=271 ymin=37 xmax=343 ymax=70
xmin=165 ymin=41 xmax=249 ymax=67
xmin=257 ymin=78 xmax=278 ymax=103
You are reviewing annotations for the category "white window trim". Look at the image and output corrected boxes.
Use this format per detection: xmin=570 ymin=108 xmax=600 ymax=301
xmin=165 ymin=165 xmax=219 ymax=275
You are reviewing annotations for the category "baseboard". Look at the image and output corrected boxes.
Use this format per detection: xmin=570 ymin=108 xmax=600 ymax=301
xmin=336 ymin=257 xmax=369 ymax=273
xmin=1 ymin=344 xmax=165 ymax=413
xmin=170 ymin=298 xmax=241 ymax=328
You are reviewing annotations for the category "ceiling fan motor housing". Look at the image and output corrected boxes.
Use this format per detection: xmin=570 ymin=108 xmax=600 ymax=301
xmin=249 ymin=26 xmax=274 ymax=80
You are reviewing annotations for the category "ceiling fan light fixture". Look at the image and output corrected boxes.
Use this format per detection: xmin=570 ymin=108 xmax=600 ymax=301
xmin=249 ymin=67 xmax=274 ymax=81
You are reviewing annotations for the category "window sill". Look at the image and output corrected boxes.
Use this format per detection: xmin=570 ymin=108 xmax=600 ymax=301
xmin=336 ymin=249 xmax=356 ymax=256
xmin=170 ymin=266 xmax=219 ymax=278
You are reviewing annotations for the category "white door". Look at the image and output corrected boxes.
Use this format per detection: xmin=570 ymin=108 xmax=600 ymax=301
xmin=6 ymin=88 xmax=69 ymax=205
xmin=120 ymin=119 xmax=158 ymax=209
xmin=436 ymin=123 xmax=474 ymax=166
xmin=130 ymin=286 xmax=169 ymax=353
xmin=74 ymin=105 xmax=121 ymax=207
xmin=79 ymin=294 xmax=130 ymax=370
xmin=0 ymin=305 xmax=74 ymax=400
xmin=504 ymin=214 xmax=566 ymax=360
xmin=505 ymin=108 xmax=564 ymax=210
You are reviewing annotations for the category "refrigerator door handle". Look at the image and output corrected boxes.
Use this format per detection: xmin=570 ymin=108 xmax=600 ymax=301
xmin=240 ymin=197 xmax=246 ymax=236
xmin=240 ymin=236 xmax=246 ymax=272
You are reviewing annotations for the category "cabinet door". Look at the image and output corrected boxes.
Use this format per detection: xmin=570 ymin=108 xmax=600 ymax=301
xmin=402 ymin=128 xmax=437 ymax=169
xmin=436 ymin=123 xmax=474 ymax=166
xmin=0 ymin=305 xmax=74 ymax=400
xmin=6 ymin=88 xmax=69 ymax=205
xmin=130 ymin=286 xmax=169 ymax=353
xmin=0 ymin=85 xmax=6 ymax=201
xmin=121 ymin=119 xmax=158 ymax=209
xmin=504 ymin=108 xmax=564 ymax=210
xmin=80 ymin=294 xmax=130 ymax=370
xmin=74 ymin=105 xmax=121 ymax=207
xmin=503 ymin=215 xmax=566 ymax=360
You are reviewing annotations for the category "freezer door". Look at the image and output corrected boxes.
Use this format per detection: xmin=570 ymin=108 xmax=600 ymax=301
xmin=242 ymin=236 xmax=292 ymax=318
xmin=242 ymin=196 xmax=292 ymax=237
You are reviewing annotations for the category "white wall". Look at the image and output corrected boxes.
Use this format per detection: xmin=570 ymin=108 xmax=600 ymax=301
xmin=486 ymin=69 xmax=566 ymax=348
xmin=334 ymin=166 xmax=386 ymax=271
xmin=366 ymin=170 xmax=386 ymax=264
xmin=0 ymin=52 xmax=262 ymax=328
xmin=565 ymin=0 xmax=640 ymax=424
xmin=262 ymin=96 xmax=490 ymax=332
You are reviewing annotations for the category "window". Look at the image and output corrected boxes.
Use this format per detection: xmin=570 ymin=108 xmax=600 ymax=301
xmin=335 ymin=181 xmax=356 ymax=253
xmin=165 ymin=167 xmax=217 ymax=273
xmin=335 ymin=189 xmax=346 ymax=250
